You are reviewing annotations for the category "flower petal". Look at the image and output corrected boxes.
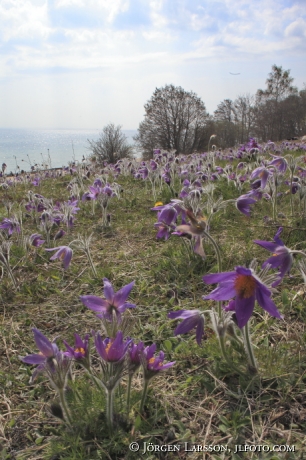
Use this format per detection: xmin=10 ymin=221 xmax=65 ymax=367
xmin=168 ymin=309 xmax=198 ymax=319
xmin=21 ymin=353 xmax=46 ymax=365
xmin=79 ymin=295 xmax=109 ymax=312
xmin=117 ymin=302 xmax=136 ymax=313
xmin=254 ymin=240 xmax=280 ymax=252
xmin=195 ymin=315 xmax=205 ymax=345
xmin=256 ymin=287 xmax=283 ymax=320
xmin=194 ymin=236 xmax=205 ymax=257
xmin=235 ymin=294 xmax=255 ymax=328
xmin=62 ymin=248 xmax=73 ymax=269
xmin=33 ymin=328 xmax=54 ymax=357
xmin=174 ymin=316 xmax=199 ymax=335
xmin=112 ymin=281 xmax=135 ymax=308
xmin=203 ymin=281 xmax=236 ymax=301
xmin=203 ymin=271 xmax=236 ymax=284
xmin=103 ymin=278 xmax=115 ymax=302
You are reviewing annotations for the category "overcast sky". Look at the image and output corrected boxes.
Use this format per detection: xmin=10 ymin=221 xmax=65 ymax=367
xmin=0 ymin=0 xmax=305 ymax=130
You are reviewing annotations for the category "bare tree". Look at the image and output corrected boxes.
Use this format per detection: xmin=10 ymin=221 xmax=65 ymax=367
xmin=232 ymin=94 xmax=255 ymax=143
xmin=213 ymin=99 xmax=237 ymax=147
xmin=254 ymin=65 xmax=298 ymax=140
xmin=257 ymin=64 xmax=297 ymax=103
xmin=88 ymin=124 xmax=133 ymax=164
xmin=211 ymin=66 xmax=305 ymax=144
xmin=214 ymin=99 xmax=235 ymax=123
xmin=134 ymin=85 xmax=209 ymax=159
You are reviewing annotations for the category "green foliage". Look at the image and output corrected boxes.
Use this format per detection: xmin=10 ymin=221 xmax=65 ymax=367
xmin=2 ymin=146 xmax=306 ymax=458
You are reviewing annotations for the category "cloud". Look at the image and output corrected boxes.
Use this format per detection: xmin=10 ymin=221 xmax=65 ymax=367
xmin=0 ymin=0 xmax=305 ymax=129
xmin=0 ymin=0 xmax=51 ymax=41
xmin=54 ymin=0 xmax=129 ymax=23
xmin=285 ymin=18 xmax=306 ymax=38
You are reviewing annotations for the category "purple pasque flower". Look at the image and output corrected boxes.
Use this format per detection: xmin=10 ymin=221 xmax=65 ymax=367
xmin=203 ymin=266 xmax=283 ymax=328
xmin=250 ymin=179 xmax=262 ymax=190
xmin=95 ymin=331 xmax=130 ymax=362
xmin=85 ymin=185 xmax=102 ymax=200
xmin=80 ymin=278 xmax=135 ymax=321
xmin=254 ymin=227 xmax=293 ymax=285
xmin=158 ymin=206 xmax=177 ymax=225
xmin=223 ymin=299 xmax=236 ymax=312
xmin=168 ymin=310 xmax=204 ymax=345
xmin=32 ymin=177 xmax=41 ymax=186
xmin=246 ymin=138 xmax=259 ymax=150
xmin=250 ymin=166 xmax=271 ymax=189
xmin=64 ymin=333 xmax=90 ymax=361
xmin=151 ymin=199 xmax=186 ymax=219
xmin=54 ymin=229 xmax=66 ymax=241
xmin=175 ymin=208 xmax=207 ymax=257
xmin=290 ymin=182 xmax=300 ymax=194
xmin=0 ymin=217 xmax=20 ymax=236
xmin=29 ymin=233 xmax=45 ymax=247
xmin=138 ymin=166 xmax=149 ymax=179
xmin=142 ymin=344 xmax=175 ymax=380
xmin=236 ymin=190 xmax=261 ymax=216
xmin=150 ymin=160 xmax=158 ymax=170
xmin=45 ymin=246 xmax=73 ymax=269
xmin=20 ymin=328 xmax=60 ymax=380
xmin=268 ymin=156 xmax=287 ymax=173
xmin=127 ymin=340 xmax=144 ymax=374
xmin=154 ymin=205 xmax=177 ymax=240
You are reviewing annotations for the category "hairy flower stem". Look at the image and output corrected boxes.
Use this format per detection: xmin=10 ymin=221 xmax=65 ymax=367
xmin=139 ymin=379 xmax=149 ymax=413
xmin=217 ymin=334 xmax=243 ymax=376
xmin=58 ymin=388 xmax=73 ymax=427
xmin=85 ymin=249 xmax=97 ymax=277
xmin=46 ymin=230 xmax=51 ymax=247
xmin=272 ymin=182 xmax=278 ymax=221
xmin=290 ymin=172 xmax=294 ymax=217
xmin=106 ymin=388 xmax=114 ymax=430
xmin=290 ymin=250 xmax=306 ymax=258
xmin=181 ymin=236 xmax=193 ymax=259
xmin=102 ymin=210 xmax=106 ymax=226
xmin=242 ymin=322 xmax=258 ymax=373
xmin=126 ymin=374 xmax=133 ymax=415
xmin=201 ymin=229 xmax=241 ymax=369
xmin=149 ymin=180 xmax=156 ymax=201
xmin=83 ymin=370 xmax=106 ymax=395
xmin=3 ymin=262 xmax=18 ymax=290
xmin=202 ymin=230 xmax=222 ymax=317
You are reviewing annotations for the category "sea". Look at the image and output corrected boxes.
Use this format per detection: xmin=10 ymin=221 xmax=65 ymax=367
xmin=0 ymin=128 xmax=138 ymax=174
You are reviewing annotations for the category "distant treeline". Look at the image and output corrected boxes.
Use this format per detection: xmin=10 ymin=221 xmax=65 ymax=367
xmin=90 ymin=65 xmax=306 ymax=163
xmin=133 ymin=65 xmax=306 ymax=159
xmin=211 ymin=64 xmax=306 ymax=147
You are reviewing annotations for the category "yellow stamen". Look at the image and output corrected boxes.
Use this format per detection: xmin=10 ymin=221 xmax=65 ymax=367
xmin=148 ymin=357 xmax=162 ymax=367
xmin=154 ymin=201 xmax=163 ymax=207
xmin=234 ymin=274 xmax=256 ymax=298
xmin=105 ymin=342 xmax=112 ymax=354
xmin=74 ymin=347 xmax=85 ymax=355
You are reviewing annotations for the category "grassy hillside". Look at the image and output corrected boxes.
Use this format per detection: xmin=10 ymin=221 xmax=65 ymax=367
xmin=1 ymin=140 xmax=306 ymax=459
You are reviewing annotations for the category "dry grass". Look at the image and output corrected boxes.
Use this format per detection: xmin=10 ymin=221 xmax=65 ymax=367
xmin=1 ymin=148 xmax=306 ymax=459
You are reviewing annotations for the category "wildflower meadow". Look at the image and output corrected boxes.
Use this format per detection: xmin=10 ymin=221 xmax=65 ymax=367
xmin=1 ymin=138 xmax=306 ymax=459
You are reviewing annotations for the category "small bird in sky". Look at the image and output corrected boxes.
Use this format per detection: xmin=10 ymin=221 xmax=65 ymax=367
xmin=229 ymin=72 xmax=240 ymax=75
